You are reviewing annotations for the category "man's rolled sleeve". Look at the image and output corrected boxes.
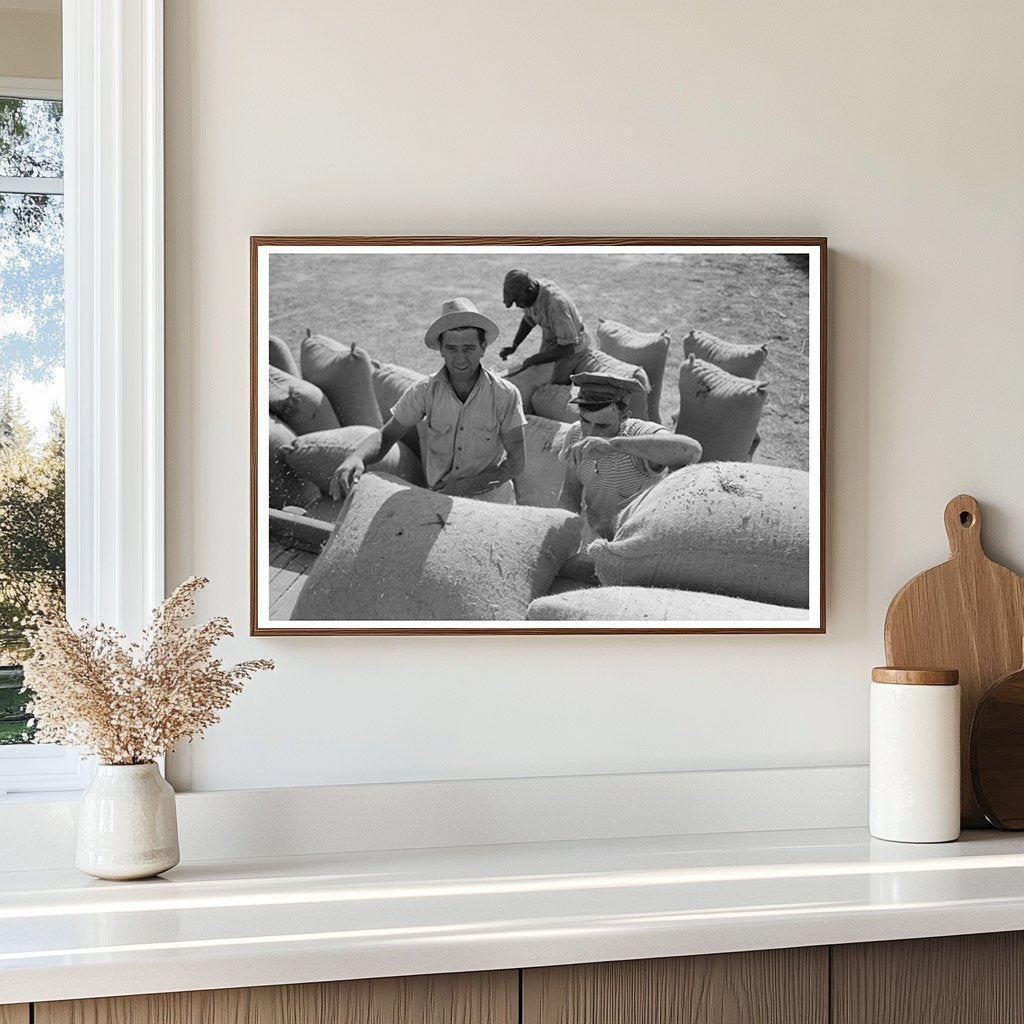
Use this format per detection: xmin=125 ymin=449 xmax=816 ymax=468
xmin=391 ymin=379 xmax=428 ymax=426
xmin=499 ymin=386 xmax=528 ymax=433
xmin=549 ymin=298 xmax=581 ymax=347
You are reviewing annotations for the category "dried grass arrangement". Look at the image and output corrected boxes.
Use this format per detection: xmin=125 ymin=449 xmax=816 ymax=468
xmin=23 ymin=577 xmax=273 ymax=765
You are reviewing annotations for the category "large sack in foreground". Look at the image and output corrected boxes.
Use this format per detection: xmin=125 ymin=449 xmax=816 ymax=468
xmin=280 ymin=426 xmax=425 ymax=492
xmin=589 ymin=463 xmax=809 ymax=607
xmin=292 ymin=474 xmax=581 ymax=621
xmin=597 ymin=319 xmax=670 ymax=423
xmin=531 ymin=384 xmax=575 ymax=423
xmin=683 ymin=329 xmax=767 ymax=379
xmin=300 ymin=333 xmax=383 ymax=429
xmin=268 ymin=416 xmax=320 ymax=509
xmin=269 ymin=366 xmax=340 ymax=435
xmin=572 ymin=348 xmax=650 ymax=419
xmin=268 ymin=334 xmax=300 ymax=377
xmin=505 ymin=362 xmax=555 ymax=413
xmin=528 ymin=586 xmax=807 ymax=622
xmin=676 ymin=355 xmax=767 ymax=462
xmin=514 ymin=414 xmax=575 ymax=509
xmin=371 ymin=359 xmax=429 ymax=458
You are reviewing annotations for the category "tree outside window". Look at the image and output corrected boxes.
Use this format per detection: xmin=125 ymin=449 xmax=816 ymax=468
xmin=0 ymin=94 xmax=65 ymax=744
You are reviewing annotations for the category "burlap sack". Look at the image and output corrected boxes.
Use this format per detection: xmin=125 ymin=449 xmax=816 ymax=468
xmin=371 ymin=360 xmax=429 ymax=458
xmin=505 ymin=362 xmax=555 ymax=413
xmin=676 ymin=355 xmax=767 ymax=462
xmin=268 ymin=334 xmax=300 ymax=377
xmin=291 ymin=474 xmax=581 ymax=621
xmin=545 ymin=575 xmax=599 ymax=597
xmin=300 ymin=333 xmax=383 ymax=429
xmin=683 ymin=329 xmax=768 ymax=379
xmin=528 ymin=586 xmax=807 ymax=622
xmin=530 ymin=384 xmax=576 ymax=423
xmin=589 ymin=462 xmax=809 ymax=608
xmin=269 ymin=366 xmax=340 ymax=435
xmin=268 ymin=416 xmax=320 ymax=509
xmin=572 ymin=348 xmax=650 ymax=419
xmin=371 ymin=360 xmax=427 ymax=417
xmin=514 ymin=414 xmax=576 ymax=509
xmin=597 ymin=319 xmax=670 ymax=423
xmin=281 ymin=425 xmax=426 ymax=493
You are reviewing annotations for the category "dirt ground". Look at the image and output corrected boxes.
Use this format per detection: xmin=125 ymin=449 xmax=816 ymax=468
xmin=268 ymin=251 xmax=812 ymax=471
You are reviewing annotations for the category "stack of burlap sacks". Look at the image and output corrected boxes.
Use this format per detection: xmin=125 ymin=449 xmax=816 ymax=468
xmin=267 ymin=331 xmax=428 ymax=515
xmin=268 ymin=324 xmax=807 ymax=623
xmin=499 ymin=318 xmax=807 ymax=622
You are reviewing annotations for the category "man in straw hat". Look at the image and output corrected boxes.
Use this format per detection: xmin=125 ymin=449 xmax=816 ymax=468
xmin=499 ymin=269 xmax=592 ymax=383
xmin=331 ymin=298 xmax=526 ymax=504
xmin=559 ymin=371 xmax=703 ymax=547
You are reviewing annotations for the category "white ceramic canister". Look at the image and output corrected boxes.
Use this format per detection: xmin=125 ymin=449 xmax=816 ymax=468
xmin=76 ymin=762 xmax=181 ymax=880
xmin=870 ymin=667 xmax=961 ymax=843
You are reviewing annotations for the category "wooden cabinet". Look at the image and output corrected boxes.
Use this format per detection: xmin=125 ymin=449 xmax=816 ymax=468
xmin=34 ymin=971 xmax=517 ymax=1024
xmin=832 ymin=932 xmax=1024 ymax=1024
xmin=522 ymin=948 xmax=828 ymax=1024
xmin=13 ymin=933 xmax=1024 ymax=1024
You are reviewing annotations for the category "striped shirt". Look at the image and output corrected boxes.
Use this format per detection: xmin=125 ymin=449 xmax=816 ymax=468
xmin=524 ymin=279 xmax=591 ymax=358
xmin=392 ymin=367 xmax=526 ymax=490
xmin=560 ymin=418 xmax=668 ymax=538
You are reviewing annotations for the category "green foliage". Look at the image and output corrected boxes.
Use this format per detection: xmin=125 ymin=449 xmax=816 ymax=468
xmin=0 ymin=392 xmax=65 ymax=665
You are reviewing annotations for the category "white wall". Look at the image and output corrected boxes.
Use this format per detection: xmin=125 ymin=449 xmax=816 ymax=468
xmin=163 ymin=0 xmax=1024 ymax=792
xmin=0 ymin=7 xmax=61 ymax=80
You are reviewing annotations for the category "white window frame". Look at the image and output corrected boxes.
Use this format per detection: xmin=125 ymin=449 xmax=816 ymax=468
xmin=0 ymin=0 xmax=164 ymax=797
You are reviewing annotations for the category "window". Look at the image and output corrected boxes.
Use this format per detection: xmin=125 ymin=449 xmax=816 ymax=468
xmin=0 ymin=79 xmax=85 ymax=795
xmin=1 ymin=5 xmax=166 ymax=798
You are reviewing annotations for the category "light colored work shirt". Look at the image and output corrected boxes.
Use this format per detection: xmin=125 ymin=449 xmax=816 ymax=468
xmin=560 ymin=418 xmax=668 ymax=539
xmin=525 ymin=279 xmax=591 ymax=357
xmin=392 ymin=367 xmax=527 ymax=490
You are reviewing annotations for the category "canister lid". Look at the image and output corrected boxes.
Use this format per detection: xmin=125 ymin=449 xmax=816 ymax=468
xmin=871 ymin=667 xmax=959 ymax=686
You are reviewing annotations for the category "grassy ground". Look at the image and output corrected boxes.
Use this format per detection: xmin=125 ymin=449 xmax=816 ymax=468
xmin=269 ymin=252 xmax=810 ymax=471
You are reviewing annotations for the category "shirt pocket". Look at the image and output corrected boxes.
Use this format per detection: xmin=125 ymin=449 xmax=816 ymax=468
xmin=467 ymin=416 xmax=501 ymax=463
xmin=426 ymin=406 xmax=457 ymax=454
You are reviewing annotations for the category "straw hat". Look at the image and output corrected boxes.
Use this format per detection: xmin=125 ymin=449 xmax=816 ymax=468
xmin=424 ymin=297 xmax=500 ymax=350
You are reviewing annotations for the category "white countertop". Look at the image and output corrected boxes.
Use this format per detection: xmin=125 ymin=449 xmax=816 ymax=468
xmin=4 ymin=826 xmax=1024 ymax=1004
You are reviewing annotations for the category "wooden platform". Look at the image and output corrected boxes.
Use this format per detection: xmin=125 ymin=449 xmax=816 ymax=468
xmin=269 ymin=541 xmax=317 ymax=621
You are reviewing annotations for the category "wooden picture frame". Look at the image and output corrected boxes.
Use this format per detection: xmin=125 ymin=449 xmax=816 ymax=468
xmin=251 ymin=236 xmax=826 ymax=635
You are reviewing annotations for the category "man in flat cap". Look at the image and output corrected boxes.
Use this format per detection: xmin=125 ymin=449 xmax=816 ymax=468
xmin=500 ymin=269 xmax=592 ymax=384
xmin=331 ymin=298 xmax=526 ymax=503
xmin=559 ymin=372 xmax=703 ymax=546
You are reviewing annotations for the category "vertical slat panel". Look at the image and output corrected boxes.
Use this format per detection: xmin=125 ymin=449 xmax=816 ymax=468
xmin=523 ymin=949 xmax=828 ymax=1024
xmin=832 ymin=932 xmax=1024 ymax=1024
xmin=35 ymin=970 xmax=518 ymax=1024
xmin=0 ymin=1006 xmax=30 ymax=1024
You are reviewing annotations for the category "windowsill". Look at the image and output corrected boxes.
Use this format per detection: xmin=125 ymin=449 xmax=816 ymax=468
xmin=4 ymin=826 xmax=1024 ymax=1005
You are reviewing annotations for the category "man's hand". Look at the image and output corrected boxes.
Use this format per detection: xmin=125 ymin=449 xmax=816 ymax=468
xmin=499 ymin=345 xmax=517 ymax=361
xmin=330 ymin=456 xmax=365 ymax=501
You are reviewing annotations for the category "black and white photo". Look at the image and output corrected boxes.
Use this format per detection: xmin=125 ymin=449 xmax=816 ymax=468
xmin=251 ymin=238 xmax=825 ymax=634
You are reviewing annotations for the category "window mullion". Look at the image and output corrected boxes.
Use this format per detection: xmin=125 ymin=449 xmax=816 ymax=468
xmin=0 ymin=175 xmax=64 ymax=195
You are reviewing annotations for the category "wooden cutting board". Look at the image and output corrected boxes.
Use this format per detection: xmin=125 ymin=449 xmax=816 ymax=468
xmin=884 ymin=494 xmax=1024 ymax=827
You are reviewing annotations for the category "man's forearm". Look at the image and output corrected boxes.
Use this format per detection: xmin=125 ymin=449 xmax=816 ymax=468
xmin=511 ymin=319 xmax=534 ymax=349
xmin=518 ymin=347 xmax=563 ymax=370
xmin=611 ymin=434 xmax=702 ymax=467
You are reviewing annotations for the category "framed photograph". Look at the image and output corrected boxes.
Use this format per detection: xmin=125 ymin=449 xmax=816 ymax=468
xmin=250 ymin=237 xmax=826 ymax=635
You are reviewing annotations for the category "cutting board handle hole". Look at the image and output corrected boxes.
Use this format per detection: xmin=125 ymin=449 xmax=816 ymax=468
xmin=960 ymin=511 xmax=974 ymax=527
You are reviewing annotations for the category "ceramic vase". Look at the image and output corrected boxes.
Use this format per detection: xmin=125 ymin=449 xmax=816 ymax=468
xmin=76 ymin=762 xmax=180 ymax=880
